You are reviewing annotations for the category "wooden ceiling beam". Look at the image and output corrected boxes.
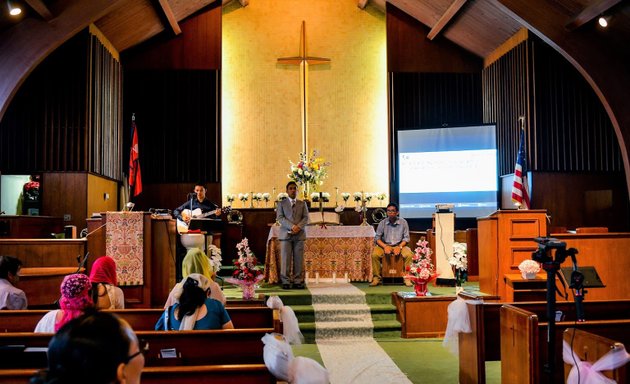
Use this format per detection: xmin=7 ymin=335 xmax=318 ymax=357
xmin=427 ymin=0 xmax=467 ymax=40
xmin=565 ymin=0 xmax=622 ymax=31
xmin=24 ymin=0 xmax=53 ymax=21
xmin=155 ymin=0 xmax=181 ymax=36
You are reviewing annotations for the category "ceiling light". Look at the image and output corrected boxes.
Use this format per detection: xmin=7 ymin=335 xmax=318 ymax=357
xmin=598 ymin=16 xmax=609 ymax=28
xmin=7 ymin=0 xmax=21 ymax=16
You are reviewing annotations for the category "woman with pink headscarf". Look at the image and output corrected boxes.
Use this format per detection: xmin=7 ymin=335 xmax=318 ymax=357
xmin=34 ymin=273 xmax=93 ymax=333
xmin=89 ymin=256 xmax=124 ymax=309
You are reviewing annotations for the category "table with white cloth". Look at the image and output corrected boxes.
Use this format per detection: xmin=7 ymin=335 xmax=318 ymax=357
xmin=264 ymin=225 xmax=375 ymax=284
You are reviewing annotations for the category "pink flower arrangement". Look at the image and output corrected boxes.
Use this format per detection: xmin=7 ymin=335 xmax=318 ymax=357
xmin=226 ymin=238 xmax=263 ymax=284
xmin=405 ymin=238 xmax=437 ymax=281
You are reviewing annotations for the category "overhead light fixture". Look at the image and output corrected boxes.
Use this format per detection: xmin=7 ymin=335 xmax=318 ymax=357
xmin=7 ymin=0 xmax=21 ymax=16
xmin=598 ymin=15 xmax=609 ymax=28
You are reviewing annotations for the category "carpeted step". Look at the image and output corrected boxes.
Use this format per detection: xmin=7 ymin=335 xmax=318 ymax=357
xmin=300 ymin=319 xmax=402 ymax=343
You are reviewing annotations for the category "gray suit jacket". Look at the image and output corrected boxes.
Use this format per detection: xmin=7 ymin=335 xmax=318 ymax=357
xmin=276 ymin=198 xmax=309 ymax=240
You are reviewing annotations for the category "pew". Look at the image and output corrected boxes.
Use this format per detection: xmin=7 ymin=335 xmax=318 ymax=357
xmin=0 ymin=307 xmax=281 ymax=333
xmin=0 ymin=364 xmax=275 ymax=384
xmin=500 ymin=304 xmax=630 ymax=383
xmin=458 ymin=298 xmax=630 ymax=384
xmin=0 ymin=328 xmax=273 ymax=369
xmin=562 ymin=328 xmax=628 ymax=383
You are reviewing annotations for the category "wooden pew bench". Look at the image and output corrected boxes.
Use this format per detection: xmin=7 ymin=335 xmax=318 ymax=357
xmin=458 ymin=299 xmax=630 ymax=383
xmin=500 ymin=304 xmax=630 ymax=383
xmin=0 ymin=328 xmax=274 ymax=369
xmin=0 ymin=364 xmax=275 ymax=384
xmin=562 ymin=328 xmax=628 ymax=383
xmin=0 ymin=307 xmax=281 ymax=333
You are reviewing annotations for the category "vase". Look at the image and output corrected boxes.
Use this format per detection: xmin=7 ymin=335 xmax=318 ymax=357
xmin=522 ymin=272 xmax=538 ymax=279
xmin=413 ymin=280 xmax=428 ymax=296
xmin=242 ymin=284 xmax=256 ymax=300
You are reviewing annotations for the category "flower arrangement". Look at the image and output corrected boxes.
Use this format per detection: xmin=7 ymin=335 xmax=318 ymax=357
xmin=449 ymin=242 xmax=468 ymax=287
xmin=262 ymin=193 xmax=271 ymax=203
xmin=353 ymin=192 xmax=363 ymax=202
xmin=238 ymin=193 xmax=249 ymax=203
xmin=253 ymin=193 xmax=263 ymax=202
xmin=225 ymin=238 xmax=264 ymax=299
xmin=226 ymin=194 xmax=236 ymax=204
xmin=341 ymin=192 xmax=350 ymax=203
xmin=518 ymin=259 xmax=541 ymax=279
xmin=406 ymin=238 xmax=436 ymax=281
xmin=277 ymin=192 xmax=288 ymax=201
xmin=310 ymin=192 xmax=330 ymax=202
xmin=288 ymin=149 xmax=330 ymax=192
xmin=207 ymin=244 xmax=222 ymax=274
xmin=377 ymin=193 xmax=387 ymax=202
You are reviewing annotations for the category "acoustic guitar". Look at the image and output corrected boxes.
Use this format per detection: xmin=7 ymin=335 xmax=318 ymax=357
xmin=177 ymin=207 xmax=231 ymax=234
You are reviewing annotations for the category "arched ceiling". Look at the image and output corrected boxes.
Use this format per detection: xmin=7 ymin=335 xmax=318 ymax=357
xmin=1 ymin=0 xmax=629 ymax=187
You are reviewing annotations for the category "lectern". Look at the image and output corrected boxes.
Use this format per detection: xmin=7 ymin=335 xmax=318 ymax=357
xmin=477 ymin=209 xmax=547 ymax=300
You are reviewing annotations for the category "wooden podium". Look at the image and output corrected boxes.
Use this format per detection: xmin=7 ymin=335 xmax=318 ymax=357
xmin=477 ymin=209 xmax=547 ymax=300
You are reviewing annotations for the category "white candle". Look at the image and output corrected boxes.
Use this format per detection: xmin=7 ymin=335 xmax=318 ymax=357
xmin=344 ymin=272 xmax=348 ymax=283
xmin=315 ymin=272 xmax=319 ymax=284
xmin=332 ymin=272 xmax=336 ymax=283
xmin=305 ymin=272 xmax=309 ymax=283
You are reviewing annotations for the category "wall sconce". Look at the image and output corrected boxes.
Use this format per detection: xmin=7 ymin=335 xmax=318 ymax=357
xmin=7 ymin=0 xmax=22 ymax=16
xmin=598 ymin=15 xmax=610 ymax=28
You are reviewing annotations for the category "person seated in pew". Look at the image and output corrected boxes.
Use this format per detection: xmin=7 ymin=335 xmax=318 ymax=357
xmin=35 ymin=273 xmax=94 ymax=333
xmin=0 ymin=255 xmax=27 ymax=310
xmin=30 ymin=311 xmax=144 ymax=384
xmin=90 ymin=256 xmax=125 ymax=310
xmin=164 ymin=247 xmax=226 ymax=307
xmin=156 ymin=273 xmax=234 ymax=331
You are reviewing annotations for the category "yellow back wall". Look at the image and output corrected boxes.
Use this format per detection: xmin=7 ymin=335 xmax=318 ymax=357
xmin=222 ymin=0 xmax=388 ymax=205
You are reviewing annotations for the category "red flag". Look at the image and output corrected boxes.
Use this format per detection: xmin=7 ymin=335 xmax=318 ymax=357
xmin=128 ymin=121 xmax=143 ymax=197
xmin=511 ymin=127 xmax=530 ymax=209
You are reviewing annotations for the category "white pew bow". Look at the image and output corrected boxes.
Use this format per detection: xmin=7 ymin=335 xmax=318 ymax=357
xmin=563 ymin=339 xmax=630 ymax=384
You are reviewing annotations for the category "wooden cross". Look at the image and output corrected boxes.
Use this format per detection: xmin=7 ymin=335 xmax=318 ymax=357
xmin=277 ymin=21 xmax=331 ymax=155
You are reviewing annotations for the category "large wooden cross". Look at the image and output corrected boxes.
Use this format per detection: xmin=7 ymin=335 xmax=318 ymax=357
xmin=277 ymin=21 xmax=330 ymax=155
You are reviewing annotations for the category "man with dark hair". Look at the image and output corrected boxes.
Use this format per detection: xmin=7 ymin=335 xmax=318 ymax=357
xmin=276 ymin=181 xmax=309 ymax=289
xmin=370 ymin=203 xmax=413 ymax=287
xmin=173 ymin=182 xmax=222 ymax=281
xmin=0 ymin=255 xmax=27 ymax=309
xmin=173 ymin=182 xmax=222 ymax=225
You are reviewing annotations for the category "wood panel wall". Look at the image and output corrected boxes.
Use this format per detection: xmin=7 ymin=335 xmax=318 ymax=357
xmin=122 ymin=3 xmax=222 ymax=71
xmin=386 ymin=3 xmax=482 ymax=73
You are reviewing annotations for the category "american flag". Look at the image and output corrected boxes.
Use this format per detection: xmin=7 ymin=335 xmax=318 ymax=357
xmin=511 ymin=127 xmax=530 ymax=209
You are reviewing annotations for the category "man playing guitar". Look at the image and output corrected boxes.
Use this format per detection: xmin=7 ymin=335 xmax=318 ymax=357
xmin=173 ymin=183 xmax=222 ymax=228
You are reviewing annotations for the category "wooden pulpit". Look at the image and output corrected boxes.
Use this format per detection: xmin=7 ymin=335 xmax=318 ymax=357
xmin=477 ymin=209 xmax=547 ymax=300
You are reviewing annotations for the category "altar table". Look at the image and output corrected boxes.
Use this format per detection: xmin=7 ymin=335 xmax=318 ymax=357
xmin=264 ymin=225 xmax=375 ymax=284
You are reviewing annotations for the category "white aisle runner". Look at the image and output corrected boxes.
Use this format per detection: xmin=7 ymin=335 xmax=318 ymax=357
xmin=308 ymin=282 xmax=412 ymax=384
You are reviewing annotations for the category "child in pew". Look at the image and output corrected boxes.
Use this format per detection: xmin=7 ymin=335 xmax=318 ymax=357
xmin=30 ymin=311 xmax=144 ymax=384
xmin=35 ymin=273 xmax=94 ymax=333
xmin=164 ymin=247 xmax=226 ymax=307
xmin=0 ymin=255 xmax=27 ymax=310
xmin=90 ymin=256 xmax=125 ymax=310
xmin=156 ymin=273 xmax=234 ymax=331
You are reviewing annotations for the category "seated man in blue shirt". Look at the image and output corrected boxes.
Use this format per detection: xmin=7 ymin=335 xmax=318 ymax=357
xmin=370 ymin=203 xmax=413 ymax=287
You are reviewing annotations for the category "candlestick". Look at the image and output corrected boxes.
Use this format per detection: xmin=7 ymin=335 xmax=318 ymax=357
xmin=332 ymin=272 xmax=336 ymax=284
xmin=344 ymin=272 xmax=348 ymax=282
xmin=335 ymin=187 xmax=339 ymax=208
xmin=315 ymin=272 xmax=319 ymax=284
xmin=305 ymin=272 xmax=309 ymax=283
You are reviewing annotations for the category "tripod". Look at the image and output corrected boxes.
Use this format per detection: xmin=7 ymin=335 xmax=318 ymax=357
xmin=532 ymin=237 xmax=584 ymax=382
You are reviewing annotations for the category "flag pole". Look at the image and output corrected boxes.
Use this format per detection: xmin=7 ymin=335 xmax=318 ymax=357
xmin=129 ymin=113 xmax=135 ymax=204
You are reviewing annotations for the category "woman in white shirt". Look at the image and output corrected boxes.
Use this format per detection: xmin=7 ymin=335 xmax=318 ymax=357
xmin=89 ymin=256 xmax=124 ymax=309
xmin=35 ymin=273 xmax=93 ymax=333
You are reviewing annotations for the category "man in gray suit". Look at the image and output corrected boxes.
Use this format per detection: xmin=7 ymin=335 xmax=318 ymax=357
xmin=276 ymin=181 xmax=309 ymax=289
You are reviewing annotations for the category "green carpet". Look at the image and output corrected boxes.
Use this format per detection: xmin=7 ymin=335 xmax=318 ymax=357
xmin=218 ymin=280 xmax=501 ymax=383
